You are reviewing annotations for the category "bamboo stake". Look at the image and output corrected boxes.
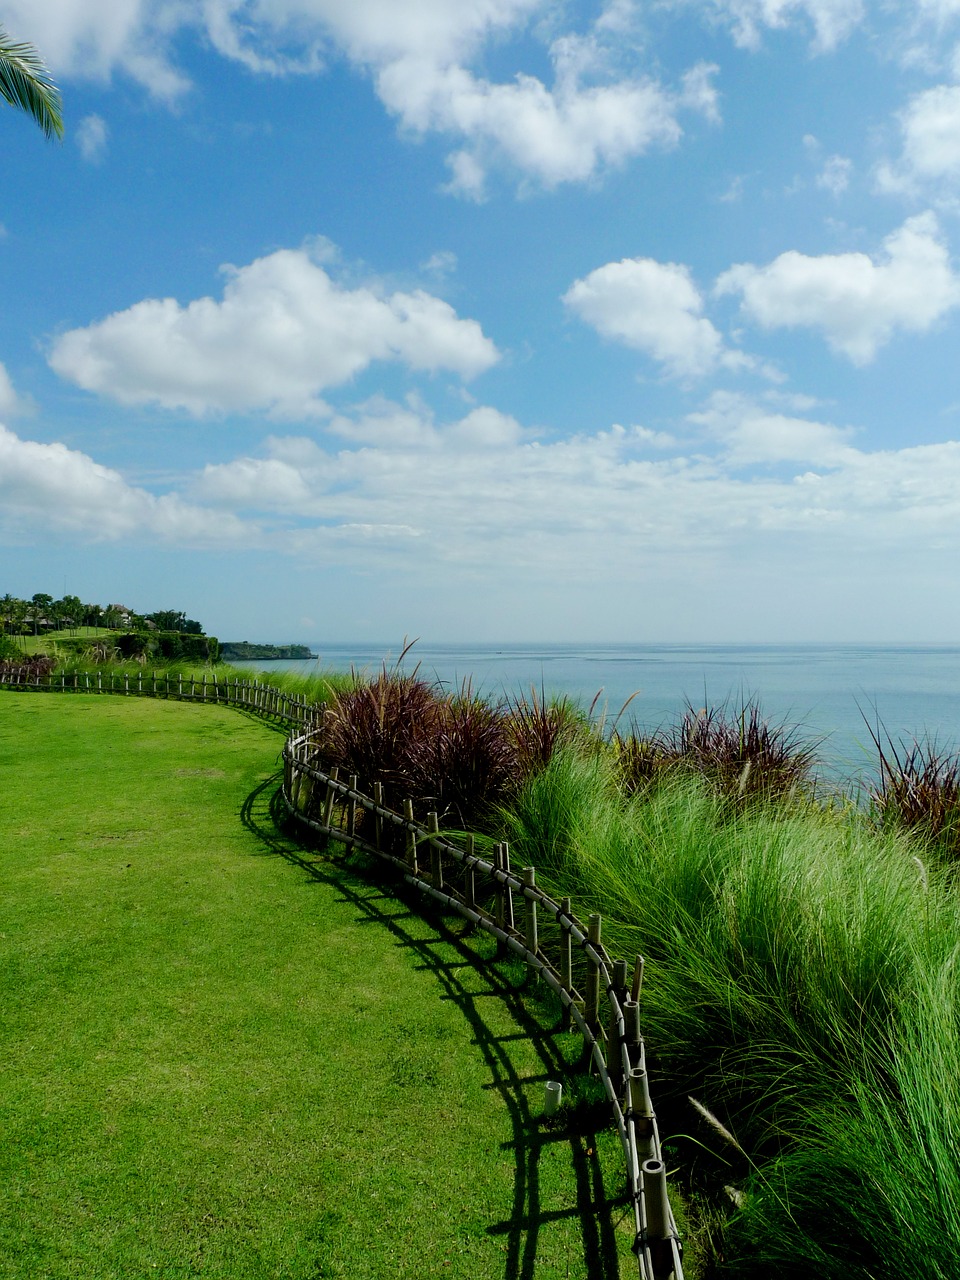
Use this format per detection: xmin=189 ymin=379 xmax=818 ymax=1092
xmin=522 ymin=867 xmax=538 ymax=976
xmin=427 ymin=812 xmax=443 ymax=888
xmin=322 ymin=766 xmax=339 ymax=828
xmin=640 ymin=1158 xmax=675 ymax=1279
xmin=373 ymin=781 xmax=383 ymax=850
xmin=464 ymin=834 xmax=476 ymax=909
xmin=404 ymin=799 xmax=418 ymax=873
xmin=631 ymin=954 xmax=645 ymax=1003
xmin=585 ymin=914 xmax=602 ymax=1029
xmin=560 ymin=897 xmax=574 ymax=1014
xmin=502 ymin=841 xmax=515 ymax=931
xmin=347 ymin=774 xmax=358 ymax=839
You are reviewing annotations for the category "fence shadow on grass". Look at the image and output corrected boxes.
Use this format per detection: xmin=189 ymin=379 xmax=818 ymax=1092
xmin=239 ymin=773 xmax=627 ymax=1280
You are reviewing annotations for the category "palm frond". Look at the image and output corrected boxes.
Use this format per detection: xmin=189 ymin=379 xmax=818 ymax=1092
xmin=0 ymin=25 xmax=63 ymax=140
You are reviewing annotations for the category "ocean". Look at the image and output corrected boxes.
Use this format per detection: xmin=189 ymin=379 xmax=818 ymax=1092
xmin=232 ymin=642 xmax=960 ymax=785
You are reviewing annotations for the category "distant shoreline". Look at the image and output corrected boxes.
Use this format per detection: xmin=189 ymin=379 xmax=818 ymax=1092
xmin=220 ymin=642 xmax=317 ymax=661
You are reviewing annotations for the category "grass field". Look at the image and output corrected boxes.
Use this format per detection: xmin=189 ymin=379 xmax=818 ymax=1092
xmin=0 ymin=693 xmax=634 ymax=1280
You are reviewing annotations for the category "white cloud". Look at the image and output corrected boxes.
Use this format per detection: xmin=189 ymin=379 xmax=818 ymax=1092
xmin=0 ymin=363 xmax=22 ymax=417
xmin=715 ymin=213 xmax=960 ymax=363
xmin=182 ymin=395 xmax=960 ymax=581
xmin=377 ymin=55 xmax=716 ymax=195
xmin=0 ymin=424 xmax=250 ymax=544
xmin=877 ymin=83 xmax=960 ymax=194
xmin=816 ymin=153 xmax=852 ymax=195
xmin=693 ymin=0 xmax=865 ymax=51
xmin=76 ymin=114 xmax=109 ymax=164
xmin=689 ymin=391 xmax=859 ymax=466
xmin=563 ymin=256 xmax=747 ymax=378
xmin=0 ymin=1 xmax=191 ymax=99
xmin=4 ymin=1 xmax=717 ymax=193
xmin=48 ymin=244 xmax=499 ymax=417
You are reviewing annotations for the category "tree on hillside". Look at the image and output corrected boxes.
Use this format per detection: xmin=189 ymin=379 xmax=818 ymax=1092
xmin=0 ymin=24 xmax=62 ymax=139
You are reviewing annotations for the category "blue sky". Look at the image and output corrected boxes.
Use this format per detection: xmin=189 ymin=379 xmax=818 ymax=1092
xmin=3 ymin=0 xmax=960 ymax=643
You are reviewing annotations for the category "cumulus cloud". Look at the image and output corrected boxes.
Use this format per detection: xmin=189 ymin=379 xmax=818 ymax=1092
xmin=0 ymin=424 xmax=251 ymax=544
xmin=715 ymin=213 xmax=960 ymax=363
xmin=877 ymin=83 xmax=960 ymax=194
xmin=563 ymin=256 xmax=749 ymax=378
xmin=3 ymin=0 xmax=717 ymax=193
xmin=0 ymin=0 xmax=191 ymax=99
xmin=48 ymin=244 xmax=499 ymax=417
xmin=689 ymin=391 xmax=859 ymax=466
xmin=76 ymin=115 xmax=109 ymax=164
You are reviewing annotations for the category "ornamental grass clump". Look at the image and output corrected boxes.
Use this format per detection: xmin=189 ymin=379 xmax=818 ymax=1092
xmin=506 ymin=686 xmax=584 ymax=779
xmin=613 ymin=697 xmax=818 ymax=806
xmin=866 ymin=723 xmax=960 ymax=862
xmin=498 ymin=745 xmax=960 ymax=1277
xmin=317 ymin=667 xmax=443 ymax=801
xmin=414 ymin=683 xmax=519 ymax=829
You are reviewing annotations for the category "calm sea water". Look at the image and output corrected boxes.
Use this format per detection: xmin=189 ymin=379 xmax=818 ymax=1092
xmin=233 ymin=642 xmax=960 ymax=785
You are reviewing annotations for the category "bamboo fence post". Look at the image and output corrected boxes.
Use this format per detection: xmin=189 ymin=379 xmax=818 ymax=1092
xmin=202 ymin=672 xmax=207 ymax=702
xmin=322 ymin=766 xmax=339 ymax=828
xmin=521 ymin=867 xmax=538 ymax=977
xmin=640 ymin=1158 xmax=675 ymax=1279
xmin=124 ymin=672 xmax=130 ymax=696
xmin=178 ymin=672 xmax=183 ymax=698
xmin=628 ymin=1066 xmax=656 ymax=1162
xmin=585 ymin=913 xmax=602 ymax=1030
xmin=427 ymin=812 xmax=443 ymax=888
xmin=464 ymin=834 xmax=476 ymax=909
xmin=502 ymin=841 xmax=515 ymax=932
xmin=137 ymin=670 xmax=142 ymax=695
xmin=613 ymin=958 xmax=629 ymax=1006
xmin=372 ymin=782 xmax=383 ymax=851
xmin=493 ymin=843 xmax=505 ymax=930
xmin=631 ymin=955 xmax=645 ymax=1003
xmin=152 ymin=670 xmax=157 ymax=696
xmin=97 ymin=670 xmax=102 ymax=691
xmin=347 ymin=774 xmax=358 ymax=840
xmin=85 ymin=673 xmax=90 ymax=691
xmin=403 ymin=799 xmax=418 ymax=873
xmin=560 ymin=896 xmax=573 ymax=1003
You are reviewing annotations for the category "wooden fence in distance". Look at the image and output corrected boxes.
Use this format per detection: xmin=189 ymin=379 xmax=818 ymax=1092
xmin=0 ymin=666 xmax=317 ymax=729
xmin=283 ymin=729 xmax=685 ymax=1280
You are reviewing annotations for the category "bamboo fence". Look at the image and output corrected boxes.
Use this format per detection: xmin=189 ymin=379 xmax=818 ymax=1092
xmin=0 ymin=666 xmax=317 ymax=728
xmin=283 ymin=729 xmax=685 ymax=1280
xmin=0 ymin=665 xmax=685 ymax=1278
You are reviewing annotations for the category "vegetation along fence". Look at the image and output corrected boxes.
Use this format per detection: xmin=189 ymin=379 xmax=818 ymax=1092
xmin=2 ymin=665 xmax=684 ymax=1279
xmin=283 ymin=729 xmax=684 ymax=1280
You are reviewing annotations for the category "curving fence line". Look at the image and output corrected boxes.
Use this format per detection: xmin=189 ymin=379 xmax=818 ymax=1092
xmin=283 ymin=730 xmax=685 ymax=1280
xmin=1 ymin=665 xmax=685 ymax=1278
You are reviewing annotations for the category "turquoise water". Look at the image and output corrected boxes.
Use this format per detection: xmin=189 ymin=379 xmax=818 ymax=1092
xmin=232 ymin=642 xmax=960 ymax=784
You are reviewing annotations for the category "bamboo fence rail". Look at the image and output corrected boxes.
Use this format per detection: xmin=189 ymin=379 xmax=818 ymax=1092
xmin=0 ymin=665 xmax=685 ymax=1278
xmin=0 ymin=666 xmax=317 ymax=729
xmin=283 ymin=729 xmax=685 ymax=1280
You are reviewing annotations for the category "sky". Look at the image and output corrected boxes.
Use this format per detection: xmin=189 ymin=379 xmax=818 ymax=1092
xmin=3 ymin=0 xmax=960 ymax=644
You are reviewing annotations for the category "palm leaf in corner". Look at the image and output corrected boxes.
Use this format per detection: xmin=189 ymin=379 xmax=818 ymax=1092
xmin=0 ymin=25 xmax=63 ymax=139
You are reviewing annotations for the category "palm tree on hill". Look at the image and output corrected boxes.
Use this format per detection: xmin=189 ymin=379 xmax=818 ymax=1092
xmin=0 ymin=24 xmax=62 ymax=139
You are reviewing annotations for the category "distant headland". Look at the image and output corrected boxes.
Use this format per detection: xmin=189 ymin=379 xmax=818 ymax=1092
xmin=220 ymin=642 xmax=317 ymax=661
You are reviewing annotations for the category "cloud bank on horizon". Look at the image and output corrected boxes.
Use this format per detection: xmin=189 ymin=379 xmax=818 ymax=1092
xmin=3 ymin=0 xmax=960 ymax=641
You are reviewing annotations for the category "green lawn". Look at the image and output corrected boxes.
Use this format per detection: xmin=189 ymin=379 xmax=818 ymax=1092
xmin=0 ymin=693 xmax=633 ymax=1279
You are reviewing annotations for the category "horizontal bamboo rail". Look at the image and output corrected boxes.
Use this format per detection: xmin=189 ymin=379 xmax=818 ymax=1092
xmin=0 ymin=667 xmax=317 ymax=731
xmin=282 ymin=730 xmax=684 ymax=1280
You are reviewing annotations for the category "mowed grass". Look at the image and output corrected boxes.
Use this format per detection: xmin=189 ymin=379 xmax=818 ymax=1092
xmin=0 ymin=693 xmax=633 ymax=1280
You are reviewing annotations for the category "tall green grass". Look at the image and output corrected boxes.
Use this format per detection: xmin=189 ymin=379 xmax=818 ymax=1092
xmin=499 ymin=746 xmax=960 ymax=1277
